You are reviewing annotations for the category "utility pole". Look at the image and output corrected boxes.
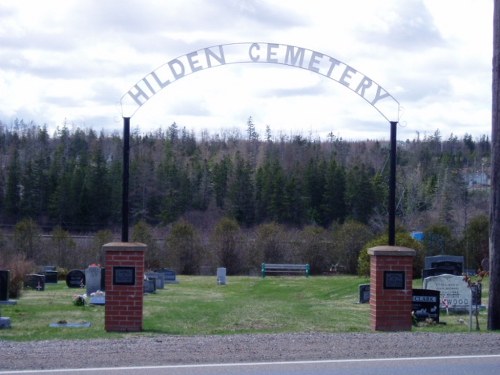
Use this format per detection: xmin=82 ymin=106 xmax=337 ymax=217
xmin=489 ymin=0 xmax=500 ymax=330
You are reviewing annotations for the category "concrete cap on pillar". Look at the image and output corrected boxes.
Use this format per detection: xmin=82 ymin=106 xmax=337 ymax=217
xmin=368 ymin=245 xmax=415 ymax=257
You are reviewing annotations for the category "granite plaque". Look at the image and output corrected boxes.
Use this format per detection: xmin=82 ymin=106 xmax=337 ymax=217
xmin=384 ymin=271 xmax=405 ymax=290
xmin=113 ymin=266 xmax=135 ymax=285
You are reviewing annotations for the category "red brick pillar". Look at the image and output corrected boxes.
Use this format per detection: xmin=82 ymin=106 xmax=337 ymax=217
xmin=368 ymin=246 xmax=415 ymax=331
xmin=104 ymin=242 xmax=146 ymax=332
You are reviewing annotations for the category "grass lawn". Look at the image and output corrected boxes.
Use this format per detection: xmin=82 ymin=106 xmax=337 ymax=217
xmin=0 ymin=275 xmax=492 ymax=341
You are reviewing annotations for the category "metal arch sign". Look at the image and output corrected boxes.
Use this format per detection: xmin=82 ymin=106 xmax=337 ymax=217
xmin=120 ymin=42 xmax=400 ymax=122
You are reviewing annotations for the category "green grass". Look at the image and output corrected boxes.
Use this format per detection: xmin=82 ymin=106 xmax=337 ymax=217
xmin=0 ymin=276 xmax=493 ymax=341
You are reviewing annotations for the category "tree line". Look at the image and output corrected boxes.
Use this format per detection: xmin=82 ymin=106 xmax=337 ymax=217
xmin=0 ymin=119 xmax=490 ymax=231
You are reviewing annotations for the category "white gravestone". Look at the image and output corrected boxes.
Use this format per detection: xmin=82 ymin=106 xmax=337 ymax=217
xmin=217 ymin=268 xmax=227 ymax=285
xmin=423 ymin=274 xmax=471 ymax=311
xmin=85 ymin=266 xmax=102 ymax=296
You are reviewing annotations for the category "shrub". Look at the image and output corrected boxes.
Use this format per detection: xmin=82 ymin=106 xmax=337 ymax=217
xmin=357 ymin=232 xmax=424 ymax=278
xmin=165 ymin=219 xmax=203 ymax=274
xmin=211 ymin=217 xmax=243 ymax=275
xmin=2 ymin=254 xmax=36 ymax=299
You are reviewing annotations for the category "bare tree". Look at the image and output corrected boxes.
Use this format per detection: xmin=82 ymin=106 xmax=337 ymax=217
xmin=489 ymin=0 xmax=500 ymax=330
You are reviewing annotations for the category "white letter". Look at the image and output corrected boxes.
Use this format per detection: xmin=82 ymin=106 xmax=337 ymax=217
xmin=249 ymin=43 xmax=261 ymax=62
xmin=151 ymin=71 xmax=171 ymax=89
xmin=355 ymin=77 xmax=372 ymax=97
xmin=371 ymin=86 xmax=391 ymax=105
xmin=339 ymin=66 xmax=357 ymax=87
xmin=186 ymin=51 xmax=203 ymax=72
xmin=326 ymin=57 xmax=341 ymax=77
xmin=266 ymin=43 xmax=279 ymax=63
xmin=284 ymin=45 xmax=305 ymax=66
xmin=205 ymin=45 xmax=226 ymax=67
xmin=128 ymin=85 xmax=149 ymax=106
xmin=168 ymin=59 xmax=185 ymax=80
xmin=308 ymin=51 xmax=324 ymax=73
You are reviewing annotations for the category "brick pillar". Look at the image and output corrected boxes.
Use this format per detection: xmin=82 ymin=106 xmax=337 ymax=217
xmin=368 ymin=246 xmax=415 ymax=331
xmin=104 ymin=242 xmax=146 ymax=332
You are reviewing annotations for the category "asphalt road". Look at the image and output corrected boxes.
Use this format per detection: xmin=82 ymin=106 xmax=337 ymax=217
xmin=0 ymin=355 xmax=499 ymax=375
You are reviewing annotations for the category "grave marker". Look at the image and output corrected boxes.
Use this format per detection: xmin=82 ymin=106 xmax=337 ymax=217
xmin=156 ymin=268 xmax=179 ymax=284
xmin=422 ymin=255 xmax=463 ymax=278
xmin=66 ymin=269 xmax=85 ymax=288
xmin=146 ymin=272 xmax=164 ymax=289
xmin=85 ymin=266 xmax=103 ymax=295
xmin=358 ymin=284 xmax=370 ymax=304
xmin=24 ymin=274 xmax=45 ymax=291
xmin=143 ymin=278 xmax=156 ymax=294
xmin=44 ymin=270 xmax=58 ymax=284
xmin=423 ymin=274 xmax=471 ymax=311
xmin=412 ymin=289 xmax=440 ymax=322
xmin=217 ymin=267 xmax=227 ymax=285
xmin=0 ymin=270 xmax=9 ymax=301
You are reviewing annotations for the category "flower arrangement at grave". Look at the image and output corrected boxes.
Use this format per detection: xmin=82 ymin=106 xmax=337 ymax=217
xmin=72 ymin=293 xmax=87 ymax=306
xmin=90 ymin=290 xmax=105 ymax=298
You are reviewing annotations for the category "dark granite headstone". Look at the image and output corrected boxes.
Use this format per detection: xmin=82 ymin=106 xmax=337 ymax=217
xmin=0 ymin=270 xmax=10 ymax=301
xmin=24 ymin=274 xmax=45 ymax=291
xmin=44 ymin=271 xmax=58 ymax=284
xmin=66 ymin=270 xmax=85 ymax=288
xmin=412 ymin=289 xmax=440 ymax=322
xmin=359 ymin=284 xmax=370 ymax=304
xmin=424 ymin=255 xmax=463 ymax=277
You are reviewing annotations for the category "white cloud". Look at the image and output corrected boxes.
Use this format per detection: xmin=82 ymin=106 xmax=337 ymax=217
xmin=0 ymin=0 xmax=494 ymax=141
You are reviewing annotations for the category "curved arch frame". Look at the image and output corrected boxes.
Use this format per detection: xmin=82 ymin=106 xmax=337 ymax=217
xmin=120 ymin=42 xmax=399 ymax=245
xmin=121 ymin=42 xmax=399 ymax=122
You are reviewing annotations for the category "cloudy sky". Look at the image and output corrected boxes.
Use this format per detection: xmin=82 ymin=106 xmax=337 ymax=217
xmin=0 ymin=0 xmax=494 ymax=141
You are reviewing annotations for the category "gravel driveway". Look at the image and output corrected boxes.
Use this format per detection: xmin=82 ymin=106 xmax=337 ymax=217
xmin=1 ymin=332 xmax=500 ymax=371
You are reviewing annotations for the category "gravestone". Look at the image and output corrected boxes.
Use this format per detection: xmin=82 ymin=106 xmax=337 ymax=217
xmin=24 ymin=274 xmax=45 ymax=291
xmin=85 ymin=266 xmax=103 ymax=295
xmin=0 ymin=317 xmax=11 ymax=329
xmin=0 ymin=270 xmax=9 ymax=301
xmin=66 ymin=269 xmax=85 ymax=288
xmin=43 ymin=266 xmax=57 ymax=272
xmin=423 ymin=274 xmax=471 ymax=311
xmin=358 ymin=284 xmax=370 ymax=304
xmin=156 ymin=268 xmax=179 ymax=284
xmin=217 ymin=267 xmax=227 ymax=285
xmin=422 ymin=255 xmax=463 ymax=278
xmin=412 ymin=289 xmax=440 ymax=322
xmin=44 ymin=270 xmax=58 ymax=284
xmin=146 ymin=272 xmax=164 ymax=289
xmin=143 ymin=278 xmax=156 ymax=294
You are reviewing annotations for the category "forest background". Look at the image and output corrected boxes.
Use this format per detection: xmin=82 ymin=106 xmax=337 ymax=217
xmin=0 ymin=118 xmax=491 ymax=282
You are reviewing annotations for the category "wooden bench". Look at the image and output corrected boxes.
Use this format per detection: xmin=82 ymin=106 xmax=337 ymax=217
xmin=261 ymin=263 xmax=310 ymax=278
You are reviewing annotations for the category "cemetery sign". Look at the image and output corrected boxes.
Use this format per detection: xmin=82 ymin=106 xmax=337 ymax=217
xmin=121 ymin=42 xmax=399 ymax=122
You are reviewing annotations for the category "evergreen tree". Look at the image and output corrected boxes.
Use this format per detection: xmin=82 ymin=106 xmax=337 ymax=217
xmin=5 ymin=149 xmax=21 ymax=219
xmin=320 ymin=159 xmax=346 ymax=227
xmin=228 ymin=152 xmax=255 ymax=226
xmin=212 ymin=155 xmax=231 ymax=209
xmin=345 ymin=165 xmax=375 ymax=224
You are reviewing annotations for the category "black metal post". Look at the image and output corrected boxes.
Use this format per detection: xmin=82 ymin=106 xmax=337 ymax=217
xmin=389 ymin=121 xmax=397 ymax=246
xmin=122 ymin=117 xmax=130 ymax=242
